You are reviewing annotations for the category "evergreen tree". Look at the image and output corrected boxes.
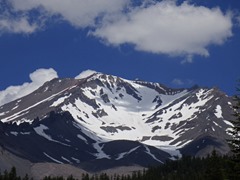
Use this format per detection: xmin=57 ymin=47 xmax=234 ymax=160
xmin=229 ymin=95 xmax=240 ymax=158
xmin=82 ymin=173 xmax=90 ymax=180
xmin=22 ymin=174 xmax=29 ymax=180
xmin=8 ymin=167 xmax=17 ymax=180
xmin=66 ymin=175 xmax=74 ymax=180
xmin=205 ymin=150 xmax=224 ymax=180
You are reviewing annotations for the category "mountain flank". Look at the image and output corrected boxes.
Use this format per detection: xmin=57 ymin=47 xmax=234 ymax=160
xmin=0 ymin=72 xmax=234 ymax=174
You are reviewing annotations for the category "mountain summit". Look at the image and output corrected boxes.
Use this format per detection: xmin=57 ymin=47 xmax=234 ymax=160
xmin=0 ymin=72 xmax=234 ymax=171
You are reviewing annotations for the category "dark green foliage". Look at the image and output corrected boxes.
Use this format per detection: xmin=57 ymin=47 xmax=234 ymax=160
xmin=43 ymin=176 xmax=65 ymax=180
xmin=138 ymin=154 xmax=238 ymax=180
xmin=0 ymin=167 xmax=22 ymax=180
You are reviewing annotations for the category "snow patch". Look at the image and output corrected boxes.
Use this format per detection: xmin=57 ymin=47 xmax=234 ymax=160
xmin=16 ymin=118 xmax=33 ymax=125
xmin=61 ymin=156 xmax=71 ymax=163
xmin=65 ymin=139 xmax=71 ymax=142
xmin=93 ymin=143 xmax=110 ymax=159
xmin=34 ymin=125 xmax=52 ymax=140
xmin=77 ymin=134 xmax=88 ymax=144
xmin=155 ymin=145 xmax=181 ymax=159
xmin=71 ymin=157 xmax=80 ymax=163
xmin=44 ymin=152 xmax=63 ymax=164
xmin=212 ymin=127 xmax=215 ymax=131
xmin=50 ymin=94 xmax=71 ymax=107
xmin=12 ymin=105 xmax=19 ymax=110
xmin=213 ymin=121 xmax=222 ymax=128
xmin=215 ymin=105 xmax=223 ymax=118
xmin=34 ymin=124 xmax=70 ymax=146
xmin=224 ymin=120 xmax=234 ymax=127
xmin=144 ymin=145 xmax=163 ymax=163
xmin=1 ymin=88 xmax=69 ymax=123
xmin=0 ymin=112 xmax=6 ymax=116
xmin=226 ymin=127 xmax=233 ymax=136
xmin=43 ymin=87 xmax=49 ymax=92
xmin=10 ymin=132 xmax=18 ymax=136
xmin=20 ymin=132 xmax=31 ymax=135
xmin=116 ymin=146 xmax=140 ymax=160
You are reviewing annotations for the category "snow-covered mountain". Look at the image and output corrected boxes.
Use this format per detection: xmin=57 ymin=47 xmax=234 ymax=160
xmin=0 ymin=72 xmax=234 ymax=171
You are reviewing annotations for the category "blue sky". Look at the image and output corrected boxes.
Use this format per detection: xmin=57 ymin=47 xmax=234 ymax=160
xmin=0 ymin=0 xmax=240 ymax=105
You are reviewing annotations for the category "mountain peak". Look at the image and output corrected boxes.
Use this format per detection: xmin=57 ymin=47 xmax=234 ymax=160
xmin=0 ymin=72 xmax=234 ymax=168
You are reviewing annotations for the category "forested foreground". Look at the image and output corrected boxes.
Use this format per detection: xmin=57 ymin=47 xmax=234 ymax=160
xmin=1 ymin=152 xmax=240 ymax=180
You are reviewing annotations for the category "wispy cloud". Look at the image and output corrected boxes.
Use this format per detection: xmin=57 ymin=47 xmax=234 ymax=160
xmin=172 ymin=78 xmax=193 ymax=86
xmin=9 ymin=0 xmax=129 ymax=28
xmin=181 ymin=55 xmax=193 ymax=64
xmin=0 ymin=16 xmax=37 ymax=34
xmin=1 ymin=0 xmax=234 ymax=59
xmin=172 ymin=79 xmax=184 ymax=86
xmin=0 ymin=2 xmax=38 ymax=34
xmin=236 ymin=15 xmax=240 ymax=26
xmin=0 ymin=68 xmax=58 ymax=106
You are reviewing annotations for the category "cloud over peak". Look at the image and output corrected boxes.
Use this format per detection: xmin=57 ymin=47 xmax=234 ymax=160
xmin=0 ymin=68 xmax=58 ymax=106
xmin=75 ymin=70 xmax=97 ymax=79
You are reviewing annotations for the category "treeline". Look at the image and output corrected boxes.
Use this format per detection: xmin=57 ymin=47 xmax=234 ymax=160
xmin=0 ymin=167 xmax=30 ymax=180
xmin=1 ymin=151 xmax=240 ymax=180
xmin=81 ymin=151 xmax=240 ymax=180
xmin=139 ymin=152 xmax=240 ymax=180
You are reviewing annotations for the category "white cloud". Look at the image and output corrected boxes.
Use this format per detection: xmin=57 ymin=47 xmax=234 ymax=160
xmin=1 ymin=0 xmax=234 ymax=59
xmin=0 ymin=68 xmax=58 ymax=106
xmin=75 ymin=70 xmax=97 ymax=79
xmin=9 ymin=0 xmax=129 ymax=28
xmin=0 ymin=15 xmax=38 ymax=34
xmin=181 ymin=54 xmax=193 ymax=64
xmin=93 ymin=1 xmax=233 ymax=57
xmin=172 ymin=78 xmax=184 ymax=86
xmin=172 ymin=78 xmax=193 ymax=86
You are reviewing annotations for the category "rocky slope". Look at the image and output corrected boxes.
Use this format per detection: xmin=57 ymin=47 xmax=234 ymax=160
xmin=0 ymin=72 xmax=234 ymax=172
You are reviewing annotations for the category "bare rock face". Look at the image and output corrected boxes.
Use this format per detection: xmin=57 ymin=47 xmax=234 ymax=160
xmin=0 ymin=72 xmax=234 ymax=173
